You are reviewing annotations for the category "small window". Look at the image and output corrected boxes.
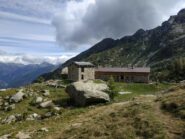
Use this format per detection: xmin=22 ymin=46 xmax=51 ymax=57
xmin=81 ymin=75 xmax=84 ymax=80
xmin=81 ymin=67 xmax=84 ymax=72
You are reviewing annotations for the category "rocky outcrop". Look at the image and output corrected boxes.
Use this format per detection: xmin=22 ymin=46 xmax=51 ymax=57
xmin=66 ymin=80 xmax=110 ymax=106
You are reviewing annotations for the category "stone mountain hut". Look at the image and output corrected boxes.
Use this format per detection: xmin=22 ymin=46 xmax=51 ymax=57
xmin=95 ymin=67 xmax=150 ymax=83
xmin=68 ymin=62 xmax=95 ymax=82
xmin=67 ymin=61 xmax=150 ymax=83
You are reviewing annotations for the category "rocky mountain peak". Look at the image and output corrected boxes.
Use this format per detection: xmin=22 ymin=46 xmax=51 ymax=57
xmin=134 ymin=29 xmax=146 ymax=36
xmin=177 ymin=8 xmax=185 ymax=16
xmin=174 ymin=8 xmax=185 ymax=23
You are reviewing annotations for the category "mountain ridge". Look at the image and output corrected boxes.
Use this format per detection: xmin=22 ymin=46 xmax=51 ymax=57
xmin=38 ymin=9 xmax=185 ymax=82
xmin=0 ymin=62 xmax=58 ymax=89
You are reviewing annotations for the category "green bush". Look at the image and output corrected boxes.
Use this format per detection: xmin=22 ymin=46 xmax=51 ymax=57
xmin=107 ymin=76 xmax=118 ymax=100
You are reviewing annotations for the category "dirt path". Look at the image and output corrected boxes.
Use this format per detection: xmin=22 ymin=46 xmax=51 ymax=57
xmin=154 ymin=101 xmax=185 ymax=138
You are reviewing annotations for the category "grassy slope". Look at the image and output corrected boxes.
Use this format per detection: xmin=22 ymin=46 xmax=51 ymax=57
xmin=57 ymin=84 xmax=185 ymax=139
xmin=0 ymin=83 xmax=184 ymax=139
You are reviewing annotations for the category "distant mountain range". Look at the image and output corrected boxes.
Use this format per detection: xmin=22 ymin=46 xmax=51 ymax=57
xmin=38 ymin=9 xmax=185 ymax=82
xmin=0 ymin=62 xmax=58 ymax=89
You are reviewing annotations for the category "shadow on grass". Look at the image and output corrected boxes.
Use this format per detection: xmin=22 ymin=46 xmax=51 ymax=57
xmin=53 ymin=98 xmax=74 ymax=108
xmin=53 ymin=98 xmax=110 ymax=108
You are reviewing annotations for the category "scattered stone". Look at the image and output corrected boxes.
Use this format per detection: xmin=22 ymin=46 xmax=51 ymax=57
xmin=35 ymin=97 xmax=43 ymax=104
xmin=39 ymin=127 xmax=49 ymax=132
xmin=40 ymin=100 xmax=53 ymax=108
xmin=15 ymin=131 xmax=31 ymax=139
xmin=4 ymin=104 xmax=15 ymax=111
xmin=4 ymin=96 xmax=10 ymax=100
xmin=26 ymin=113 xmax=40 ymax=121
xmin=10 ymin=89 xmax=25 ymax=103
xmin=53 ymin=106 xmax=61 ymax=111
xmin=31 ymin=97 xmax=43 ymax=105
xmin=0 ymin=89 xmax=7 ymax=92
xmin=43 ymin=112 xmax=53 ymax=118
xmin=0 ymin=134 xmax=11 ymax=139
xmin=0 ymin=98 xmax=3 ymax=106
xmin=2 ymin=115 xmax=16 ymax=124
xmin=45 ymin=80 xmax=66 ymax=88
xmin=14 ymin=114 xmax=23 ymax=121
xmin=66 ymin=80 xmax=110 ymax=106
xmin=4 ymin=102 xmax=9 ymax=107
xmin=43 ymin=90 xmax=50 ymax=97
xmin=118 ymin=91 xmax=132 ymax=95
xmin=71 ymin=123 xmax=82 ymax=128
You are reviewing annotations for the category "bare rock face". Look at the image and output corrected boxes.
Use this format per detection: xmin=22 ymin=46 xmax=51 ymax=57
xmin=66 ymin=80 xmax=110 ymax=106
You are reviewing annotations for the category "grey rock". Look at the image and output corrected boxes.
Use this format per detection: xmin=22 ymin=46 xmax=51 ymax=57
xmin=0 ymin=134 xmax=11 ymax=139
xmin=39 ymin=127 xmax=49 ymax=132
xmin=42 ymin=112 xmax=53 ymax=118
xmin=4 ymin=104 xmax=15 ymax=111
xmin=26 ymin=113 xmax=40 ymax=121
xmin=31 ymin=97 xmax=43 ymax=105
xmin=10 ymin=89 xmax=25 ymax=103
xmin=4 ymin=96 xmax=10 ymax=100
xmin=14 ymin=114 xmax=23 ymax=121
xmin=15 ymin=131 xmax=31 ymax=139
xmin=2 ymin=115 xmax=16 ymax=124
xmin=43 ymin=90 xmax=50 ymax=97
xmin=40 ymin=101 xmax=53 ymax=108
xmin=35 ymin=97 xmax=43 ymax=104
xmin=66 ymin=80 xmax=110 ymax=106
xmin=53 ymin=106 xmax=61 ymax=111
xmin=4 ymin=102 xmax=9 ymax=107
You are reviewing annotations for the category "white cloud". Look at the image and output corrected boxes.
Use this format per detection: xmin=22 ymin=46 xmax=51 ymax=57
xmin=0 ymin=11 xmax=50 ymax=24
xmin=52 ymin=0 xmax=96 ymax=48
xmin=0 ymin=0 xmax=68 ymax=19
xmin=0 ymin=52 xmax=77 ymax=65
xmin=53 ymin=0 xmax=185 ymax=50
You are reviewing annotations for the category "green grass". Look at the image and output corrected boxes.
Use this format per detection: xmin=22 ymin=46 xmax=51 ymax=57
xmin=59 ymin=98 xmax=168 ymax=139
xmin=0 ymin=84 xmax=90 ymax=138
xmin=0 ymin=82 xmax=176 ymax=138
xmin=114 ymin=83 xmax=173 ymax=102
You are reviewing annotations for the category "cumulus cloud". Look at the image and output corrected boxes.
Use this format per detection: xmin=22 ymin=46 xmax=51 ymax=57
xmin=53 ymin=0 xmax=185 ymax=50
xmin=0 ymin=51 xmax=76 ymax=65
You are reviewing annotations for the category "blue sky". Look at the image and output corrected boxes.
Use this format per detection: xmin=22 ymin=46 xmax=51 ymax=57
xmin=0 ymin=0 xmax=185 ymax=64
xmin=0 ymin=0 xmax=78 ymax=64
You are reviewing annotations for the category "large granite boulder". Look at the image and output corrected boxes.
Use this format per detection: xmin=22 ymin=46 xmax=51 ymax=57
xmin=66 ymin=80 xmax=110 ymax=106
